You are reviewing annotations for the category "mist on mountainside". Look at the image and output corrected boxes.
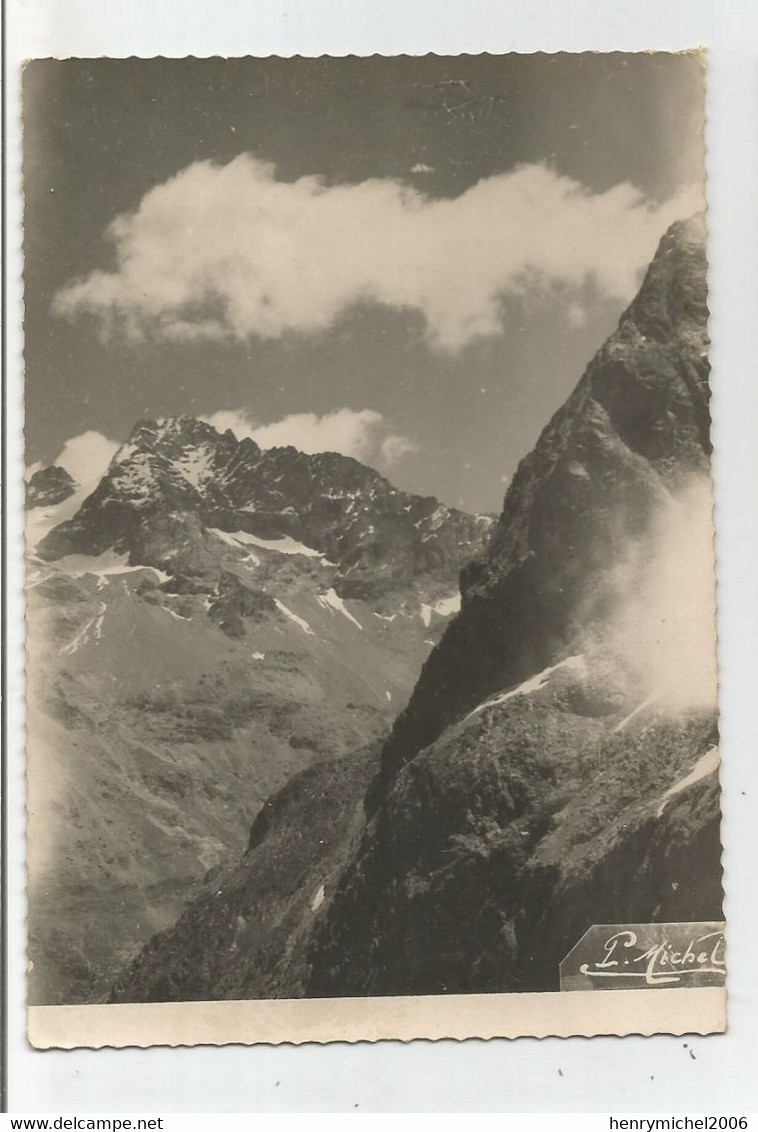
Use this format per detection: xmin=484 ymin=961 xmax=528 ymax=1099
xmin=604 ymin=475 xmax=717 ymax=713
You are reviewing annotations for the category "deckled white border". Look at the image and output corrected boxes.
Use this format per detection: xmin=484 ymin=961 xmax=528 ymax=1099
xmin=5 ymin=0 xmax=758 ymax=1113
xmin=27 ymin=989 xmax=726 ymax=1050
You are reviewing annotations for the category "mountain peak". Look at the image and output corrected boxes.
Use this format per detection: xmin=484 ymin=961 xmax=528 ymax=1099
xmin=125 ymin=414 xmax=241 ymax=453
xmin=26 ymin=464 xmax=77 ymax=509
xmin=379 ymin=213 xmax=711 ymax=787
xmin=35 ymin=413 xmax=493 ymax=602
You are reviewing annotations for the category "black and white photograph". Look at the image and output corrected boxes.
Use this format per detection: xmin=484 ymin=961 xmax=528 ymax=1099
xmin=22 ymin=52 xmax=723 ymax=1046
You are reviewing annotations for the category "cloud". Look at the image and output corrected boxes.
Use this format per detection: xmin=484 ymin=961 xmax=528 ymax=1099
xmin=565 ymin=301 xmax=588 ymax=328
xmin=380 ymin=433 xmax=419 ymax=465
xmin=608 ymin=477 xmax=717 ymax=712
xmin=53 ymin=430 xmax=120 ymax=485
xmin=203 ymin=407 xmax=416 ymax=467
xmin=53 ymin=155 xmax=703 ymax=351
xmin=410 ymin=163 xmax=435 ymax=174
xmin=201 ymin=410 xmax=259 ymax=439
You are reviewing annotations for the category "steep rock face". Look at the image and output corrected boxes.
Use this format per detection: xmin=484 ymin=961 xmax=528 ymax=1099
xmin=110 ymin=214 xmax=721 ymax=1005
xmin=302 ymin=213 xmax=719 ymax=996
xmin=380 ymin=214 xmax=710 ymax=787
xmin=305 ymin=668 xmax=720 ymax=997
xmin=35 ymin=416 xmax=492 ymax=601
xmin=26 ymin=465 xmax=76 ymax=508
xmin=110 ymin=745 xmax=380 ymax=1004
xmin=112 ymin=660 xmax=720 ymax=1003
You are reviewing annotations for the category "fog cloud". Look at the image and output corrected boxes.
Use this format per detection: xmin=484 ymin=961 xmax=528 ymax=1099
xmin=609 ymin=477 xmax=718 ymax=712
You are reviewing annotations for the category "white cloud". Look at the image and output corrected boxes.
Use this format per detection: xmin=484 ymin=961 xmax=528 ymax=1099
xmin=53 ymin=155 xmax=703 ymax=351
xmin=380 ymin=433 xmax=419 ymax=464
xmin=53 ymin=430 xmax=120 ymax=485
xmin=201 ymin=409 xmax=258 ymax=439
xmin=410 ymin=163 xmax=435 ymax=174
xmin=203 ymin=407 xmax=415 ymax=467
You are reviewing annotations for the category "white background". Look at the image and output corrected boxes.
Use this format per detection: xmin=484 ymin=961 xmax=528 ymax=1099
xmin=5 ymin=0 xmax=758 ymax=1113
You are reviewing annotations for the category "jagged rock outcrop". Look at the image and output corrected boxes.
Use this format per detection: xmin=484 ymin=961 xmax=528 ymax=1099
xmin=207 ymin=571 xmax=279 ymax=638
xmin=110 ymin=745 xmax=380 ymax=1004
xmin=26 ymin=464 xmax=76 ymax=508
xmin=109 ymin=214 xmax=721 ymax=1005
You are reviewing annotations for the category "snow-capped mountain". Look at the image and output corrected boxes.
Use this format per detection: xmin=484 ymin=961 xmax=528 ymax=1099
xmin=26 ymin=424 xmax=493 ymax=1004
xmin=34 ymin=415 xmax=492 ymax=601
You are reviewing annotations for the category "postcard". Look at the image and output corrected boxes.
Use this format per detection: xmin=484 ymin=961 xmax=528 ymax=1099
xmin=23 ymin=52 xmax=723 ymax=1047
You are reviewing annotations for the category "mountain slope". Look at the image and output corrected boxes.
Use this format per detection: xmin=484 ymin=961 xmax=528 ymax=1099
xmin=110 ymin=213 xmax=721 ymax=1005
xmin=379 ymin=213 xmax=711 ymax=790
xmin=26 ymin=428 xmax=492 ymax=1005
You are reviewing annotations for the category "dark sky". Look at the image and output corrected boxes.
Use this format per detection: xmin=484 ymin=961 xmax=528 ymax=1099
xmin=23 ymin=54 xmax=705 ymax=512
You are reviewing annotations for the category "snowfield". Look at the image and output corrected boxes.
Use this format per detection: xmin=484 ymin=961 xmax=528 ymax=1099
xmin=209 ymin=528 xmax=322 ymax=558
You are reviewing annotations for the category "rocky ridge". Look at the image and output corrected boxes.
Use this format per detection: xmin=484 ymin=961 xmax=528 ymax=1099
xmin=380 ymin=213 xmax=712 ymax=788
xmin=36 ymin=415 xmax=492 ymax=602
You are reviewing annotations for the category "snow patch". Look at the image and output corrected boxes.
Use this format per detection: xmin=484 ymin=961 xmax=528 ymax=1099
xmin=38 ymin=549 xmax=170 ymax=584
xmin=433 ymin=593 xmax=461 ymax=617
xmin=164 ymin=607 xmax=190 ymax=622
xmin=252 ymin=651 xmax=265 ymax=661
xmin=420 ymin=593 xmax=461 ymax=626
xmin=310 ymin=884 xmax=325 ymax=911
xmin=175 ymin=444 xmax=214 ymax=489
xmin=60 ymin=602 xmax=107 ymax=655
xmin=209 ymin=528 xmax=321 ymax=558
xmin=93 ymin=603 xmax=106 ymax=640
xmin=613 ymin=695 xmax=659 ymax=734
xmin=415 ymin=504 xmax=448 ymax=531
xmin=465 ymin=655 xmax=587 ymax=721
xmin=374 ymin=612 xmax=397 ymax=623
xmin=274 ymin=599 xmax=315 ymax=636
xmin=656 ymin=747 xmax=720 ymax=816
xmin=316 ymin=588 xmax=363 ymax=629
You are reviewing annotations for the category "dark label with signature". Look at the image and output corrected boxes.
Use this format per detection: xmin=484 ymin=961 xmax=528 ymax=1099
xmin=559 ymin=922 xmax=726 ymax=991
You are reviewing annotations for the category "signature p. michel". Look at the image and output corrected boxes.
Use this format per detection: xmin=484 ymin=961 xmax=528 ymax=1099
xmin=560 ymin=922 xmax=726 ymax=992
